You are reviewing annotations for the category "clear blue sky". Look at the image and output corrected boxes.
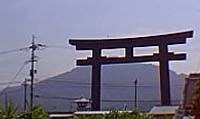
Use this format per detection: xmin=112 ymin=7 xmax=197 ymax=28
xmin=0 ymin=0 xmax=200 ymax=88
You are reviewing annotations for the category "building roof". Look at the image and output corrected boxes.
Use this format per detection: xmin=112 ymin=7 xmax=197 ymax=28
xmin=74 ymin=97 xmax=90 ymax=103
xmin=74 ymin=111 xmax=132 ymax=115
xmin=49 ymin=114 xmax=73 ymax=118
xmin=49 ymin=112 xmax=74 ymax=118
xmin=149 ymin=106 xmax=179 ymax=115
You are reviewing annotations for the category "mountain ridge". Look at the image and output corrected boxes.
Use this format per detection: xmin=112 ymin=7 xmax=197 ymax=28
xmin=0 ymin=64 xmax=186 ymax=111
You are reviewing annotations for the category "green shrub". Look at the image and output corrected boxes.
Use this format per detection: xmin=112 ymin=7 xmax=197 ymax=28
xmin=0 ymin=101 xmax=18 ymax=119
xmin=19 ymin=105 xmax=49 ymax=119
xmin=0 ymin=100 xmax=49 ymax=119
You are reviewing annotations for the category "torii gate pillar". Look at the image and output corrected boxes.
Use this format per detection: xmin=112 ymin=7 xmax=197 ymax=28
xmin=159 ymin=43 xmax=171 ymax=105
xmin=91 ymin=49 xmax=101 ymax=110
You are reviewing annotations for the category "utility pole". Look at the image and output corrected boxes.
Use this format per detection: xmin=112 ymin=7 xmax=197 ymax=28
xmin=23 ymin=78 xmax=28 ymax=111
xmin=134 ymin=79 xmax=137 ymax=109
xmin=30 ymin=35 xmax=36 ymax=111
xmin=4 ymin=93 xmax=7 ymax=108
xmin=28 ymin=35 xmax=45 ymax=119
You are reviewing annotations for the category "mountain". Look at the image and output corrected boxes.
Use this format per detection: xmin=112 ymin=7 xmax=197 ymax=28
xmin=0 ymin=64 xmax=186 ymax=111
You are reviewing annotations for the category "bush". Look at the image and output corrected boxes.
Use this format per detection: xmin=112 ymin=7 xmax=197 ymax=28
xmin=0 ymin=101 xmax=18 ymax=119
xmin=0 ymin=101 xmax=49 ymax=119
xmin=19 ymin=105 xmax=49 ymax=119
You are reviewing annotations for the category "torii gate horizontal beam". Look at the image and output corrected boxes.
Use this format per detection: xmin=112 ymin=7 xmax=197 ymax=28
xmin=69 ymin=31 xmax=193 ymax=50
xmin=76 ymin=53 xmax=186 ymax=65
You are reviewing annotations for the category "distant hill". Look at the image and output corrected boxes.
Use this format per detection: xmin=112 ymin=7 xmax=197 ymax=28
xmin=0 ymin=64 xmax=186 ymax=111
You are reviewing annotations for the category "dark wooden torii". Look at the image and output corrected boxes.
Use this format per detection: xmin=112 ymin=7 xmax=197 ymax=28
xmin=69 ymin=31 xmax=193 ymax=111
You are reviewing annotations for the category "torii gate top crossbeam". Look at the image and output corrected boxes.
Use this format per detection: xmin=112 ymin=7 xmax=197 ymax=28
xmin=69 ymin=31 xmax=193 ymax=50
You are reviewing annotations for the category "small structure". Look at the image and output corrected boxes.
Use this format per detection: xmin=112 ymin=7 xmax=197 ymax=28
xmin=74 ymin=97 xmax=91 ymax=111
xmin=149 ymin=106 xmax=179 ymax=119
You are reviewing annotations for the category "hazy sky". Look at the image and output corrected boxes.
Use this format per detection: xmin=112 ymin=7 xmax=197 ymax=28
xmin=0 ymin=0 xmax=200 ymax=88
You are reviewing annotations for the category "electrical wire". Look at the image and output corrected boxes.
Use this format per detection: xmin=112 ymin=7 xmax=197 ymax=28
xmin=0 ymin=47 xmax=30 ymax=55
xmin=34 ymin=94 xmax=78 ymax=102
xmin=0 ymin=62 xmax=27 ymax=97
xmin=39 ymin=78 xmax=184 ymax=88
xmin=35 ymin=82 xmax=90 ymax=89
xmin=32 ymin=79 xmax=183 ymax=105
xmin=101 ymin=99 xmax=180 ymax=103
xmin=33 ymin=93 xmax=181 ymax=104
xmin=44 ymin=45 xmax=73 ymax=50
xmin=0 ymin=81 xmax=21 ymax=86
xmin=1 ymin=88 xmax=22 ymax=94
xmin=0 ymin=71 xmax=26 ymax=75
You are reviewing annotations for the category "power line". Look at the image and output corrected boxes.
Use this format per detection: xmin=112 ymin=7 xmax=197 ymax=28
xmin=40 ymin=79 xmax=184 ymax=88
xmin=13 ymin=63 xmax=27 ymax=81
xmin=0 ymin=62 xmax=27 ymax=97
xmin=0 ymin=71 xmax=26 ymax=75
xmin=0 ymin=47 xmax=30 ymax=55
xmin=101 ymin=99 xmax=181 ymax=103
xmin=34 ymin=94 xmax=78 ymax=102
xmin=45 ymin=45 xmax=73 ymax=50
xmin=34 ymin=83 xmax=90 ymax=89
xmin=0 ymin=35 xmax=46 ymax=116
xmin=33 ymin=93 xmax=181 ymax=104
xmin=0 ymin=36 xmax=74 ymax=111
xmin=0 ymin=81 xmax=21 ymax=85
xmin=1 ymin=88 xmax=22 ymax=94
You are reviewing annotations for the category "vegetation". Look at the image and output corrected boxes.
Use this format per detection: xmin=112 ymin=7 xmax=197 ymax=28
xmin=0 ymin=101 xmax=153 ymax=119
xmin=74 ymin=110 xmax=153 ymax=119
xmin=191 ymin=79 xmax=200 ymax=119
xmin=0 ymin=101 xmax=49 ymax=119
xmin=0 ymin=101 xmax=18 ymax=119
xmin=19 ymin=105 xmax=49 ymax=119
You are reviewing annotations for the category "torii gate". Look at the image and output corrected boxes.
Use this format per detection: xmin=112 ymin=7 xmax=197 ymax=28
xmin=69 ymin=31 xmax=193 ymax=111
